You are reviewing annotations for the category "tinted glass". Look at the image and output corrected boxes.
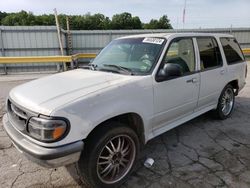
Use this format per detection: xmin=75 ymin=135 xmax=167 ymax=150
xmin=220 ymin=38 xmax=244 ymax=64
xmin=197 ymin=38 xmax=222 ymax=70
xmin=164 ymin=38 xmax=195 ymax=74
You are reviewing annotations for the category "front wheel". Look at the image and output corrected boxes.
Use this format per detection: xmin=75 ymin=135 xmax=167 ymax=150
xmin=214 ymin=84 xmax=235 ymax=119
xmin=77 ymin=122 xmax=140 ymax=188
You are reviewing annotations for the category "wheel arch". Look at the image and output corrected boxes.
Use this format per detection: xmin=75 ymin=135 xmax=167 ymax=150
xmin=85 ymin=112 xmax=146 ymax=145
xmin=227 ymin=79 xmax=239 ymax=95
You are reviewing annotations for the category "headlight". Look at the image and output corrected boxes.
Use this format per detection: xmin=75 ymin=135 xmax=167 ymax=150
xmin=27 ymin=116 xmax=69 ymax=142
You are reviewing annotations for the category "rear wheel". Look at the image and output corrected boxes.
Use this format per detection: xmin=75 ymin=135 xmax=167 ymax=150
xmin=214 ymin=84 xmax=235 ymax=119
xmin=77 ymin=122 xmax=139 ymax=188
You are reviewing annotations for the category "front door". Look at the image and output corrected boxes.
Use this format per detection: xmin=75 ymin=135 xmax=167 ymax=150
xmin=153 ymin=38 xmax=200 ymax=133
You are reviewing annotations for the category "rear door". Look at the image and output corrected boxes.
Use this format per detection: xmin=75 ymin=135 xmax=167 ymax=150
xmin=220 ymin=37 xmax=247 ymax=91
xmin=195 ymin=37 xmax=227 ymax=111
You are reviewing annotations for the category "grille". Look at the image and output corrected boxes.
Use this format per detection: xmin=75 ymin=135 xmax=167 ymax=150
xmin=7 ymin=100 xmax=28 ymax=131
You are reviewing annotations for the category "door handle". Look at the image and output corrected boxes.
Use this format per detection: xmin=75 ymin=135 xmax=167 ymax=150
xmin=186 ymin=78 xmax=198 ymax=83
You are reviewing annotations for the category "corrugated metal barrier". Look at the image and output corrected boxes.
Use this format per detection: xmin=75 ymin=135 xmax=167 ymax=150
xmin=0 ymin=26 xmax=249 ymax=74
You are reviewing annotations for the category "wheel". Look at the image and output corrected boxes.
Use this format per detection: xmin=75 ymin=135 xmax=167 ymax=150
xmin=214 ymin=84 xmax=235 ymax=119
xmin=77 ymin=122 xmax=140 ymax=188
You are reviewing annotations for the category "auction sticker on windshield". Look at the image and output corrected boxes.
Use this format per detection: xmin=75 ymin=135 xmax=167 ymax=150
xmin=142 ymin=38 xmax=165 ymax=45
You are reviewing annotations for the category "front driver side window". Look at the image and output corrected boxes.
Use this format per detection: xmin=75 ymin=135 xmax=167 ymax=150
xmin=164 ymin=38 xmax=196 ymax=74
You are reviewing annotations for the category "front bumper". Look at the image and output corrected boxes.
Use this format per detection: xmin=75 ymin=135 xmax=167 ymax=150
xmin=3 ymin=114 xmax=84 ymax=168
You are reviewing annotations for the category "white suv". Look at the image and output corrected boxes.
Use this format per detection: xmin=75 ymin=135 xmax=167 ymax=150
xmin=3 ymin=33 xmax=247 ymax=188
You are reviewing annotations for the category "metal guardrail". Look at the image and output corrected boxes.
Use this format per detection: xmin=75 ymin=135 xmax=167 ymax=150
xmin=72 ymin=53 xmax=97 ymax=60
xmin=0 ymin=56 xmax=72 ymax=64
xmin=0 ymin=53 xmax=97 ymax=64
xmin=243 ymin=48 xmax=250 ymax=56
xmin=0 ymin=53 xmax=97 ymax=74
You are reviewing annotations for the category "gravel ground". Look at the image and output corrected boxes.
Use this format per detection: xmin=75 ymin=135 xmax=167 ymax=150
xmin=0 ymin=73 xmax=250 ymax=188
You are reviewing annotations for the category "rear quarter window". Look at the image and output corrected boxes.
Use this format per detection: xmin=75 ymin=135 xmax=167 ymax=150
xmin=220 ymin=37 xmax=245 ymax=65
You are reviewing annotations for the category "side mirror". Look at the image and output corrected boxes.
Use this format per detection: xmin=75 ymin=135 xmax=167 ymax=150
xmin=157 ymin=63 xmax=183 ymax=81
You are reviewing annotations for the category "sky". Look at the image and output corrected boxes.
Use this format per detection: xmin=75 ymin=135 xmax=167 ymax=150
xmin=1 ymin=0 xmax=250 ymax=29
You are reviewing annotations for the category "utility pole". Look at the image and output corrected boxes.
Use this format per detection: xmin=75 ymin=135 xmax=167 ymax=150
xmin=176 ymin=16 xmax=179 ymax=32
xmin=182 ymin=0 xmax=187 ymax=29
xmin=54 ymin=8 xmax=67 ymax=71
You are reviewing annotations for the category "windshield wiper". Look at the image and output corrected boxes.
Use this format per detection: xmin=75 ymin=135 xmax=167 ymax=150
xmin=80 ymin=63 xmax=97 ymax=70
xmin=102 ymin=64 xmax=133 ymax=75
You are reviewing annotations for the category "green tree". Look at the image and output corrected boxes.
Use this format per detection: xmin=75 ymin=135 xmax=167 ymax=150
xmin=0 ymin=10 xmax=172 ymax=30
xmin=0 ymin=11 xmax=8 ymax=24
xmin=35 ymin=14 xmax=55 ymax=25
xmin=132 ymin=16 xmax=142 ymax=29
xmin=67 ymin=14 xmax=110 ymax=30
xmin=58 ymin=14 xmax=67 ymax=29
xmin=144 ymin=19 xmax=159 ymax=29
xmin=83 ymin=13 xmax=110 ymax=30
xmin=111 ymin=12 xmax=142 ymax=29
xmin=91 ymin=14 xmax=111 ymax=30
xmin=158 ymin=15 xmax=172 ymax=29
xmin=1 ymin=10 xmax=36 ymax=26
xmin=143 ymin=15 xmax=172 ymax=29
xmin=70 ymin=15 xmax=85 ymax=30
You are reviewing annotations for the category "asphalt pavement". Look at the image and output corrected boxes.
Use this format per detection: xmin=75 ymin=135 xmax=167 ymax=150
xmin=1 ymin=72 xmax=250 ymax=188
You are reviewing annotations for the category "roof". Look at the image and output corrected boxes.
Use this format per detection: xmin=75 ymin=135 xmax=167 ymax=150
xmin=118 ymin=32 xmax=234 ymax=40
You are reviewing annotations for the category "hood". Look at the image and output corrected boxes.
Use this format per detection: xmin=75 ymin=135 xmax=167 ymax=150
xmin=9 ymin=69 xmax=132 ymax=115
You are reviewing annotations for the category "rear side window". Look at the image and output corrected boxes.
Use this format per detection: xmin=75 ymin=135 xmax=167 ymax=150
xmin=220 ymin=38 xmax=245 ymax=64
xmin=197 ymin=37 xmax=222 ymax=71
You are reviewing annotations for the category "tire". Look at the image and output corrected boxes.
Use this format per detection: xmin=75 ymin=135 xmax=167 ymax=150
xmin=76 ymin=122 xmax=140 ymax=188
xmin=214 ymin=84 xmax=235 ymax=120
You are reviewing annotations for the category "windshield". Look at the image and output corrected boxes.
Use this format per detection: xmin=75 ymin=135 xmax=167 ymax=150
xmin=91 ymin=37 xmax=166 ymax=75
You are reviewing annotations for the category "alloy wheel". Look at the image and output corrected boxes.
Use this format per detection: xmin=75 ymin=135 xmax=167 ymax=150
xmin=96 ymin=135 xmax=136 ymax=184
